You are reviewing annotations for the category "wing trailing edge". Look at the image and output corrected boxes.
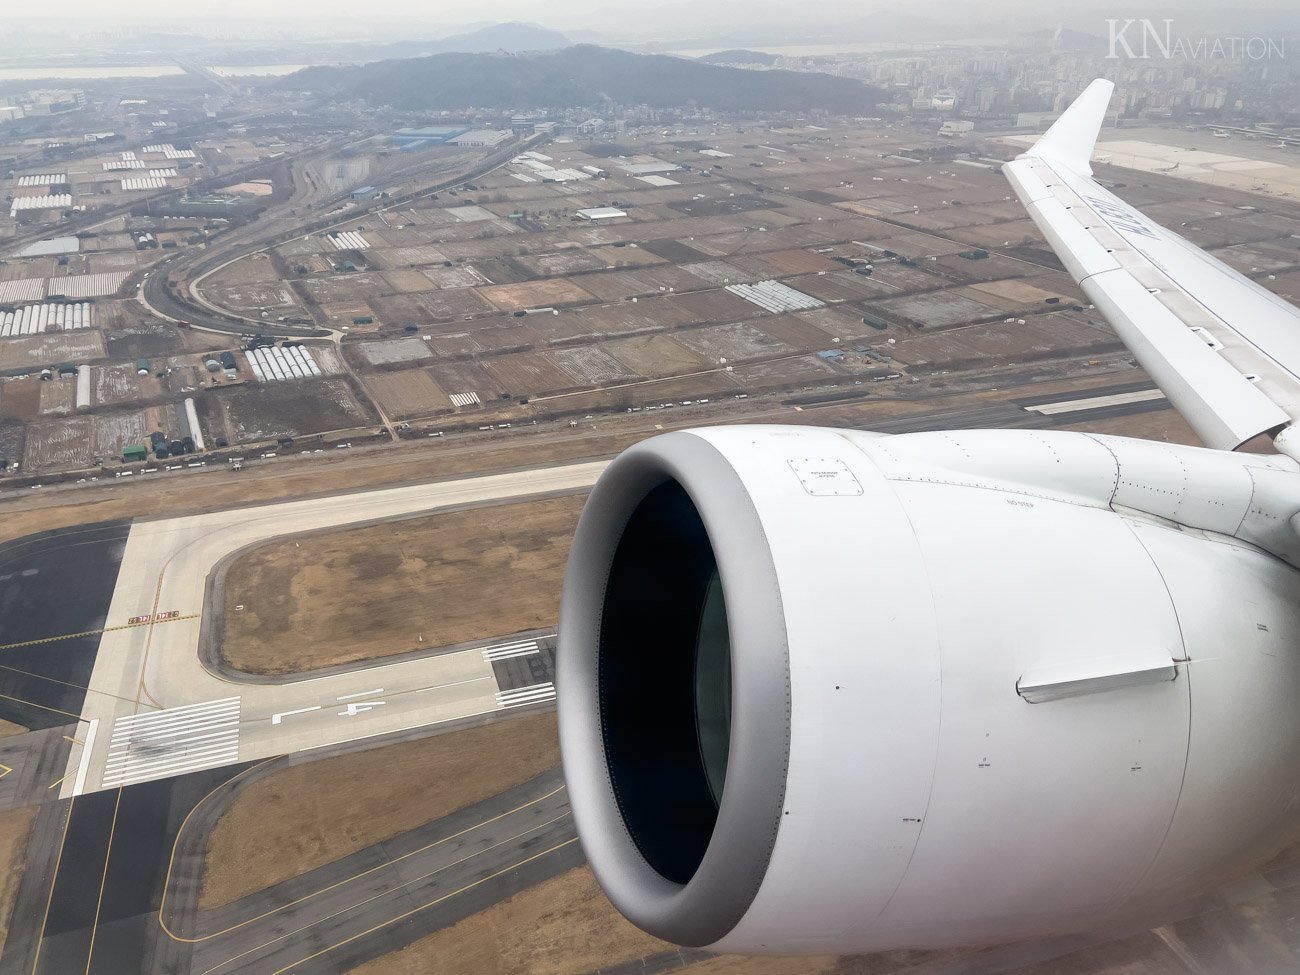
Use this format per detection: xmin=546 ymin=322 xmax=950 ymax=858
xmin=1006 ymin=80 xmax=1300 ymax=457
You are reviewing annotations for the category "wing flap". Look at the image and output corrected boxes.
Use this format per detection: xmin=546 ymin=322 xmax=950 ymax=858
xmin=1005 ymin=80 xmax=1300 ymax=450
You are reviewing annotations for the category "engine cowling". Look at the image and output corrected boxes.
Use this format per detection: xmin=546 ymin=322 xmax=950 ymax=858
xmin=557 ymin=425 xmax=1300 ymax=954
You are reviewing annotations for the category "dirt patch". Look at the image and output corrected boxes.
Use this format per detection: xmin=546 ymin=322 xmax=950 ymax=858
xmin=345 ymin=865 xmax=666 ymax=975
xmin=363 ymin=371 xmax=453 ymax=418
xmin=216 ymin=377 xmax=374 ymax=442
xmin=604 ymin=334 xmax=708 ymax=377
xmin=0 ymin=806 xmax=38 ymax=949
xmin=0 ymin=379 xmax=42 ymax=422
xmin=200 ymin=712 xmax=561 ymax=909
xmin=220 ymin=495 xmax=584 ymax=674
xmin=478 ymin=279 xmax=596 ymax=313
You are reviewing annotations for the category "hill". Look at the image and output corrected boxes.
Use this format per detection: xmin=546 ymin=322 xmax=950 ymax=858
xmin=403 ymin=22 xmax=572 ymax=56
xmin=697 ymin=49 xmax=781 ymax=67
xmin=281 ymin=44 xmax=884 ymax=114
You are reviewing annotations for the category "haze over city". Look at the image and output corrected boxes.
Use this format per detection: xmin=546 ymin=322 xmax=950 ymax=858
xmin=0 ymin=2 xmax=1298 ymax=974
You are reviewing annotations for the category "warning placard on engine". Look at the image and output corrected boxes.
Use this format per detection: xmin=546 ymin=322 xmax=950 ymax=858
xmin=787 ymin=457 xmax=864 ymax=496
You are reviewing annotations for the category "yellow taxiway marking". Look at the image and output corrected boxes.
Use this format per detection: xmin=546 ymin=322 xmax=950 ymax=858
xmin=30 ymin=795 xmax=75 ymax=975
xmin=159 ymin=782 xmax=568 ymax=942
xmin=264 ymin=838 xmax=580 ymax=975
xmin=46 ymin=775 xmax=66 ymax=792
xmin=0 ymin=692 xmax=81 ymax=721
xmin=0 ymin=764 xmax=11 ymax=781
xmin=62 ymin=736 xmax=84 ymax=746
xmin=0 ymin=614 xmax=199 ymax=653
xmin=197 ymin=812 xmax=573 ymax=975
xmin=83 ymin=787 xmax=124 ymax=975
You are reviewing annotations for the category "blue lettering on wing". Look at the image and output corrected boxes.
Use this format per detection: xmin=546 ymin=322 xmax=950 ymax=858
xmin=1084 ymin=195 xmax=1160 ymax=239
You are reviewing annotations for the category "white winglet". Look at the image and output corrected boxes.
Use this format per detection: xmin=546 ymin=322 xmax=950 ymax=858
xmin=1024 ymin=78 xmax=1114 ymax=177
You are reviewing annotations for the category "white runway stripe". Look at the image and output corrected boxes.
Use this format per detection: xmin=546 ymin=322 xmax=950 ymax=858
xmin=496 ymin=682 xmax=557 ymax=708
xmin=103 ymin=697 xmax=241 ymax=788
xmin=113 ymin=697 xmax=239 ymax=725
xmin=482 ymin=640 xmax=540 ymax=662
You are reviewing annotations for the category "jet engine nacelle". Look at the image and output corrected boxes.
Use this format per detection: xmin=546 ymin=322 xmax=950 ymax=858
xmin=557 ymin=425 xmax=1300 ymax=954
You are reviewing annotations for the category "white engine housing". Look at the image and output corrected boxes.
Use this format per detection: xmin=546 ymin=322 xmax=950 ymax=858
xmin=557 ymin=425 xmax=1300 ymax=953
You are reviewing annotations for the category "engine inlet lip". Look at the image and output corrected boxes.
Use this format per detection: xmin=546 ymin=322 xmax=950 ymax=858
xmin=558 ymin=430 xmax=792 ymax=947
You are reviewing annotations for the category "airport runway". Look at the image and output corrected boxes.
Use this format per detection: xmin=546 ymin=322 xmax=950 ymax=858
xmin=57 ymin=388 xmax=1172 ymax=800
xmin=0 ymin=392 xmax=1185 ymax=974
xmin=60 ymin=461 xmax=608 ymax=800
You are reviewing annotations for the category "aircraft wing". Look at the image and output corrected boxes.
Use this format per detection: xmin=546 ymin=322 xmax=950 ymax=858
xmin=1004 ymin=79 xmax=1300 ymax=453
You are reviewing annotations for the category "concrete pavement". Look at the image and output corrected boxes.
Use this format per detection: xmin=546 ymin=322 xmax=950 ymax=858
xmin=61 ymin=459 xmax=608 ymax=799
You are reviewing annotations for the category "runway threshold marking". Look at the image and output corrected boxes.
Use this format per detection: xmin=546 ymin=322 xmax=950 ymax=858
xmin=195 ymin=812 xmax=575 ymax=975
xmin=482 ymin=640 xmax=540 ymax=662
xmin=159 ymin=783 xmax=569 ymax=943
xmin=496 ymin=682 xmax=557 ymax=708
xmin=102 ymin=698 xmax=241 ymax=789
xmin=0 ymin=613 xmax=199 ymax=652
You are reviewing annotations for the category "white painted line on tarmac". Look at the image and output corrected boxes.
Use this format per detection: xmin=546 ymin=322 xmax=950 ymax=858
xmin=104 ymin=697 xmax=241 ymax=788
xmin=336 ymin=688 xmax=384 ymax=702
xmin=414 ymin=675 xmax=495 ymax=693
xmin=297 ymin=704 xmax=504 ymax=752
xmin=71 ymin=718 xmax=99 ymax=797
xmin=113 ymin=697 xmax=239 ymax=725
xmin=496 ymin=682 xmax=557 ymax=708
xmin=338 ymin=700 xmax=386 ymax=716
xmin=271 ymin=705 xmax=322 ymax=726
xmin=100 ymin=748 xmax=241 ymax=787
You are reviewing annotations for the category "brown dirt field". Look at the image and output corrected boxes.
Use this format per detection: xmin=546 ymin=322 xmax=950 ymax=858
xmin=604 ymin=334 xmax=709 ymax=377
xmin=411 ymin=288 xmax=497 ymax=320
xmin=362 ymin=371 xmax=453 ymax=419
xmin=220 ymin=494 xmax=585 ymax=674
xmin=483 ymin=353 xmax=583 ymax=397
xmin=0 ymin=806 xmax=38 ymax=950
xmin=425 ymin=358 xmax=498 ymax=399
xmin=756 ymin=314 xmax=845 ymax=350
xmin=0 ymin=718 xmax=27 ymax=738
xmin=346 ymin=865 xmax=667 ymax=975
xmin=0 ymin=378 xmax=42 ymax=422
xmin=1058 ymin=405 xmax=1199 ymax=446
xmin=380 ymin=269 xmax=440 ymax=293
xmin=478 ymin=279 xmax=596 ymax=312
xmin=753 ymin=248 xmax=841 ymax=276
xmin=200 ymin=712 xmax=561 ymax=909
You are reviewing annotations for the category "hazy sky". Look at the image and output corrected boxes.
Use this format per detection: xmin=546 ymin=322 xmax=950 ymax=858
xmin=2 ymin=0 xmax=1295 ymax=36
xmin=7 ymin=0 xmax=1287 ymax=20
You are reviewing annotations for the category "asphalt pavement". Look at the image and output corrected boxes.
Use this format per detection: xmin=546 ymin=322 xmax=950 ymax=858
xmin=0 ymin=521 xmax=131 ymax=729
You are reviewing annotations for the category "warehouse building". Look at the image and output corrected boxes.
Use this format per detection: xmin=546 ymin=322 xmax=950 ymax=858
xmin=449 ymin=130 xmax=512 ymax=148
xmin=393 ymin=126 xmax=470 ymax=146
xmin=576 ymin=206 xmax=628 ymax=221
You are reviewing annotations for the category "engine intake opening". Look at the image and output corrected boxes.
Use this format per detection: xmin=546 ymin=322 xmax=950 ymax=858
xmin=599 ymin=480 xmax=732 ymax=885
